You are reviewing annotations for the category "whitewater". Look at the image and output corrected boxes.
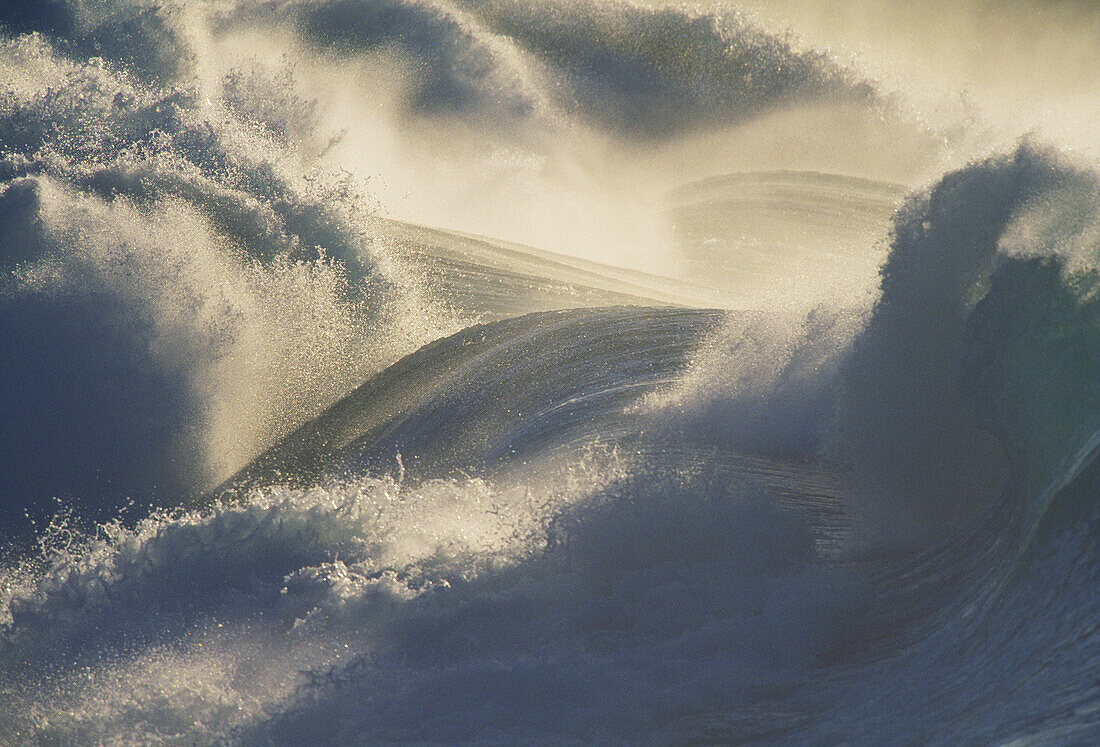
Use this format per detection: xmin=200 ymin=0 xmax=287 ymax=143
xmin=1 ymin=0 xmax=1099 ymax=743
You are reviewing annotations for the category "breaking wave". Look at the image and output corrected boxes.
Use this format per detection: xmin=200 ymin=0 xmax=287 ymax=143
xmin=2 ymin=0 xmax=1100 ymax=743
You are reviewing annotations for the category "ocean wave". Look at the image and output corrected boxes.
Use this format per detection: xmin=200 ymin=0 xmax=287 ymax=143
xmin=2 ymin=0 xmax=1100 ymax=743
xmin=0 ymin=34 xmax=442 ymax=531
xmin=841 ymin=141 xmax=1100 ymax=541
xmin=5 ymin=0 xmax=877 ymax=139
xmin=0 ymin=456 xmax=849 ymax=743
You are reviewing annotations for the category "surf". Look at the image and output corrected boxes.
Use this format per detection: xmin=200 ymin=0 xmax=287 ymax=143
xmin=2 ymin=0 xmax=1099 ymax=743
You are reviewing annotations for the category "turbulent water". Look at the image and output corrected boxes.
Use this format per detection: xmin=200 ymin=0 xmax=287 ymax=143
xmin=2 ymin=0 xmax=1100 ymax=743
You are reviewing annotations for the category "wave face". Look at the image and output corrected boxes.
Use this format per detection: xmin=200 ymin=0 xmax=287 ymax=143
xmin=2 ymin=0 xmax=1100 ymax=743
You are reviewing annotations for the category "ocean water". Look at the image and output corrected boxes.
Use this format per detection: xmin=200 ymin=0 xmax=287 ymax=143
xmin=1 ymin=0 xmax=1099 ymax=743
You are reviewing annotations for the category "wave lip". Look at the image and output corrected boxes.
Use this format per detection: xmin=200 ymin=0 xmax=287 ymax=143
xmin=467 ymin=0 xmax=877 ymax=138
xmin=215 ymin=305 xmax=727 ymax=496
